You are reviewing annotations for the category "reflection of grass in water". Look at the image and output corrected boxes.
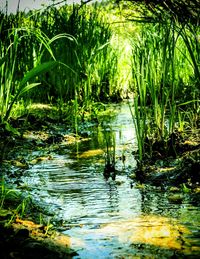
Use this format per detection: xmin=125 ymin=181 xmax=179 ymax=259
xmin=103 ymin=126 xmax=116 ymax=180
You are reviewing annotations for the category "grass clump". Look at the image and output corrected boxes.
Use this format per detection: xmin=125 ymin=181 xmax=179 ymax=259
xmin=0 ymin=2 xmax=130 ymax=133
xmin=129 ymin=16 xmax=199 ymax=161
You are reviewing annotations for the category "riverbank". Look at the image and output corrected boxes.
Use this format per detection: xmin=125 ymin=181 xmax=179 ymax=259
xmin=0 ymin=217 xmax=76 ymax=259
xmin=1 ymin=103 xmax=199 ymax=203
xmin=0 ymin=114 xmax=81 ymax=258
xmin=0 ymin=103 xmax=200 ymax=258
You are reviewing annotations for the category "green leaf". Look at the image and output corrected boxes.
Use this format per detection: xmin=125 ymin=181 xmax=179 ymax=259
xmin=182 ymin=183 xmax=191 ymax=193
xmin=4 ymin=61 xmax=58 ymax=121
xmin=5 ymin=122 xmax=20 ymax=136
xmin=18 ymin=83 xmax=41 ymax=97
xmin=178 ymin=100 xmax=199 ymax=106
xmin=20 ymin=61 xmax=58 ymax=88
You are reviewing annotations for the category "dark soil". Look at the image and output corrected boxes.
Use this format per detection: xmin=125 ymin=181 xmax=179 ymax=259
xmin=0 ymin=220 xmax=77 ymax=259
xmin=133 ymin=131 xmax=200 ymax=194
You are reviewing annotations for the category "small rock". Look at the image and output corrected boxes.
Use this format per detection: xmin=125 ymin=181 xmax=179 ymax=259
xmin=168 ymin=194 xmax=183 ymax=203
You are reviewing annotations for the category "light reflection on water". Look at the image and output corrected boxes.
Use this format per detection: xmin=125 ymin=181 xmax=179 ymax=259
xmin=21 ymin=102 xmax=200 ymax=258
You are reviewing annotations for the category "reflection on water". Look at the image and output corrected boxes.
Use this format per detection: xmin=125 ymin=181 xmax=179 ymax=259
xmin=68 ymin=215 xmax=200 ymax=259
xmin=20 ymin=102 xmax=200 ymax=258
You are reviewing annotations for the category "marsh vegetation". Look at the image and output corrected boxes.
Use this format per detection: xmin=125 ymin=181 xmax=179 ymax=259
xmin=0 ymin=0 xmax=199 ymax=258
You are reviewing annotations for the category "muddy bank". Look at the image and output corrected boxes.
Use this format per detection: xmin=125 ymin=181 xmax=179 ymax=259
xmin=0 ymin=178 xmax=77 ymax=258
xmin=132 ymin=131 xmax=200 ymax=191
xmin=0 ymin=217 xmax=76 ymax=259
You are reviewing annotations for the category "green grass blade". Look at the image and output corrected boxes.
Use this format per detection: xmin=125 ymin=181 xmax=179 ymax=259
xmin=4 ymin=61 xmax=58 ymax=121
xmin=19 ymin=61 xmax=58 ymax=88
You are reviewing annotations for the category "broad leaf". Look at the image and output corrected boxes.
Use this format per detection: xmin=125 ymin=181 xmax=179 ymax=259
xmin=19 ymin=61 xmax=58 ymax=89
xmin=4 ymin=61 xmax=58 ymax=121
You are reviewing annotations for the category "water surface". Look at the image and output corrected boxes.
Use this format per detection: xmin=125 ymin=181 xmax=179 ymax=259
xmin=20 ymin=102 xmax=200 ymax=258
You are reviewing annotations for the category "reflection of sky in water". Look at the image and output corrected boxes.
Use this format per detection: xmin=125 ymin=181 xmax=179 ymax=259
xmin=101 ymin=102 xmax=136 ymax=147
xmin=23 ymin=159 xmax=142 ymax=224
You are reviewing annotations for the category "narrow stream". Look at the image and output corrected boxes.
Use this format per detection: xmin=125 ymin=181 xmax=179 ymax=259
xmin=20 ymin=102 xmax=200 ymax=258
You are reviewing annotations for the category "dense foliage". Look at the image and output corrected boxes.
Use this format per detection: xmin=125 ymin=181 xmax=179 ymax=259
xmin=116 ymin=0 xmax=200 ymax=160
xmin=0 ymin=2 xmax=123 ymax=124
xmin=0 ymin=0 xmax=199 ymax=160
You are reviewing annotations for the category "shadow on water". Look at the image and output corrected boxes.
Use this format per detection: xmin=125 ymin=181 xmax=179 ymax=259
xmin=19 ymin=101 xmax=200 ymax=258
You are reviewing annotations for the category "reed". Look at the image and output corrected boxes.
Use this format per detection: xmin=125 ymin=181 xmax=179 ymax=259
xmin=0 ymin=11 xmax=76 ymax=122
xmin=0 ymin=3 xmax=123 ymax=128
xmin=130 ymin=18 xmax=199 ymax=160
xmin=0 ymin=2 xmax=198 ymax=157
xmin=27 ymin=3 xmax=119 ymax=106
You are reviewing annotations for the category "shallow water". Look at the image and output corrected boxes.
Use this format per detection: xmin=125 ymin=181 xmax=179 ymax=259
xmin=20 ymin=102 xmax=200 ymax=258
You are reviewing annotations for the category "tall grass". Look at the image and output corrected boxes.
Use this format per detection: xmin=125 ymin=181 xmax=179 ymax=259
xmin=25 ymin=3 xmax=120 ymax=107
xmin=130 ymin=19 xmax=199 ymax=160
xmin=0 ymin=12 xmax=76 ymax=122
xmin=1 ymin=1 xmax=198 ymax=159
xmin=0 ymin=3 xmax=125 ymax=128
